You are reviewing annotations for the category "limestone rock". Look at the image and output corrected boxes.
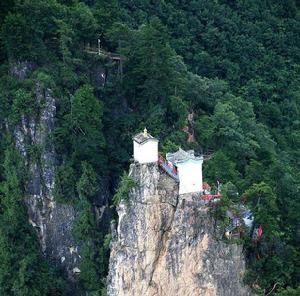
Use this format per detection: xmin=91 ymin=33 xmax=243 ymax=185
xmin=108 ymin=163 xmax=252 ymax=296
xmin=13 ymin=80 xmax=82 ymax=281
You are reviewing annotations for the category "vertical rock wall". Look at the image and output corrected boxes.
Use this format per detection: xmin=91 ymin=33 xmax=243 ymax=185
xmin=108 ymin=163 xmax=252 ymax=296
xmin=9 ymin=62 xmax=110 ymax=293
xmin=14 ymin=80 xmax=82 ymax=280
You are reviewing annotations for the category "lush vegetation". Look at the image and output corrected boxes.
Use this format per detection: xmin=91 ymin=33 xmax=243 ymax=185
xmin=0 ymin=145 xmax=66 ymax=295
xmin=0 ymin=0 xmax=299 ymax=295
xmin=112 ymin=171 xmax=135 ymax=206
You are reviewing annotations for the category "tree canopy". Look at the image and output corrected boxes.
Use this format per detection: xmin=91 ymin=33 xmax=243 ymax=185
xmin=0 ymin=0 xmax=299 ymax=294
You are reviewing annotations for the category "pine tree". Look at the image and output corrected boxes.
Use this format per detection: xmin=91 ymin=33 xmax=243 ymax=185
xmin=0 ymin=147 xmax=66 ymax=295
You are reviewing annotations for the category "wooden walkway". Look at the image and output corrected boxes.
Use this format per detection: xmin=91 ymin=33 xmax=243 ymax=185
xmin=84 ymin=47 xmax=127 ymax=61
xmin=158 ymin=156 xmax=179 ymax=182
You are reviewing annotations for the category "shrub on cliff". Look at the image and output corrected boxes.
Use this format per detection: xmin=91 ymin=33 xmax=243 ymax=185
xmin=112 ymin=171 xmax=136 ymax=206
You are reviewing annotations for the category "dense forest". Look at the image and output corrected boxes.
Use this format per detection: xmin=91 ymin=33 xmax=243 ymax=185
xmin=0 ymin=0 xmax=299 ymax=295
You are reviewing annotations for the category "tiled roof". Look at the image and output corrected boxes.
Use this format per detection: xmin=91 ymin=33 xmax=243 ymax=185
xmin=166 ymin=148 xmax=203 ymax=164
xmin=133 ymin=132 xmax=158 ymax=144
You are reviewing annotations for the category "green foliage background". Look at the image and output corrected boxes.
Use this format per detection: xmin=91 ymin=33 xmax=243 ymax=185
xmin=0 ymin=0 xmax=299 ymax=295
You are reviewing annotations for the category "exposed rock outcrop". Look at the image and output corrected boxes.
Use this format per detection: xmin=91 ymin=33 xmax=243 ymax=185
xmin=14 ymin=81 xmax=82 ymax=280
xmin=108 ymin=163 xmax=251 ymax=296
xmin=10 ymin=62 xmax=110 ymax=292
xmin=10 ymin=61 xmax=35 ymax=80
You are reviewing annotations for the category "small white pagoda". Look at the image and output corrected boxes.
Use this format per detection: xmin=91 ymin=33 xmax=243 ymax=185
xmin=166 ymin=148 xmax=203 ymax=195
xmin=133 ymin=128 xmax=158 ymax=164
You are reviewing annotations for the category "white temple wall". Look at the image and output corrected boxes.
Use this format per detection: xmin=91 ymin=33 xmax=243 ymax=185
xmin=177 ymin=160 xmax=203 ymax=194
xmin=133 ymin=140 xmax=158 ymax=164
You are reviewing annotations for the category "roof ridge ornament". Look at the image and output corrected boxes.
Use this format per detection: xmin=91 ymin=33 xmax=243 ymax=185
xmin=133 ymin=129 xmax=158 ymax=164
xmin=143 ymin=128 xmax=148 ymax=137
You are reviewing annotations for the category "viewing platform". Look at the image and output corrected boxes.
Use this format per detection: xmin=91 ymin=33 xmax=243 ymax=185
xmin=158 ymin=155 xmax=179 ymax=182
xmin=84 ymin=46 xmax=127 ymax=61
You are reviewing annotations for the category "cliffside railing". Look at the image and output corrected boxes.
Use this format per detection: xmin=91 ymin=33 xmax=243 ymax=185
xmin=158 ymin=155 xmax=179 ymax=182
xmin=200 ymin=193 xmax=222 ymax=202
xmin=84 ymin=46 xmax=127 ymax=61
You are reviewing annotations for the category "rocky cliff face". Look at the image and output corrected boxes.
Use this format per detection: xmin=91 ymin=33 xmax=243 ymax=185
xmin=108 ymin=163 xmax=252 ymax=296
xmin=13 ymin=79 xmax=82 ymax=281
xmin=10 ymin=63 xmax=110 ymax=286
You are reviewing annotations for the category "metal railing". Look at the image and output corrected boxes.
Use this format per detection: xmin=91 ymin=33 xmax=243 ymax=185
xmin=84 ymin=46 xmax=127 ymax=61
xmin=158 ymin=156 xmax=179 ymax=182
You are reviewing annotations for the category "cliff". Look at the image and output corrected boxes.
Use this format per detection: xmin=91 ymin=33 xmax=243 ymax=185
xmin=10 ymin=62 xmax=110 ymax=287
xmin=108 ymin=163 xmax=252 ymax=296
xmin=13 ymin=76 xmax=82 ymax=281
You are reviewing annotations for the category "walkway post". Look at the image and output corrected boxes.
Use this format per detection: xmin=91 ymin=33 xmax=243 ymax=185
xmin=98 ymin=38 xmax=101 ymax=55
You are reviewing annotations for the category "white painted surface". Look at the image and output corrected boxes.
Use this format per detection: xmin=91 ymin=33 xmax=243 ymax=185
xmin=133 ymin=139 xmax=158 ymax=164
xmin=243 ymin=215 xmax=254 ymax=228
xmin=177 ymin=159 xmax=203 ymax=194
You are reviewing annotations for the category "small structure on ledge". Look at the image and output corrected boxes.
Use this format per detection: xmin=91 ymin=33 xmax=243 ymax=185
xmin=224 ymin=207 xmax=258 ymax=240
xmin=158 ymin=155 xmax=179 ymax=182
xmin=203 ymin=182 xmax=211 ymax=195
xmin=133 ymin=128 xmax=158 ymax=164
xmin=201 ymin=181 xmax=222 ymax=201
xmin=132 ymin=130 xmax=219 ymax=198
xmin=166 ymin=148 xmax=203 ymax=195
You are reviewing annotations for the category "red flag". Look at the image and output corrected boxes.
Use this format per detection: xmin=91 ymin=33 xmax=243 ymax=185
xmin=257 ymin=225 xmax=263 ymax=238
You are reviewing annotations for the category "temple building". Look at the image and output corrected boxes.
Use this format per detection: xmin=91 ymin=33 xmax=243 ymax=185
xmin=166 ymin=149 xmax=203 ymax=195
xmin=133 ymin=128 xmax=159 ymax=164
xmin=133 ymin=129 xmax=203 ymax=195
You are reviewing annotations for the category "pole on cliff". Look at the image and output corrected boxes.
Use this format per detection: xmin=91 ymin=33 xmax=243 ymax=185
xmin=98 ymin=38 xmax=101 ymax=55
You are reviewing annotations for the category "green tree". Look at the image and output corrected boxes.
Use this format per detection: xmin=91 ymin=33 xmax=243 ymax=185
xmin=124 ymin=17 xmax=186 ymax=132
xmin=112 ymin=171 xmax=135 ymax=206
xmin=71 ymin=2 xmax=97 ymax=43
xmin=244 ymin=182 xmax=280 ymax=239
xmin=53 ymin=162 xmax=77 ymax=203
xmin=0 ymin=147 xmax=65 ymax=295
xmin=275 ymin=286 xmax=300 ymax=296
xmin=204 ymin=151 xmax=239 ymax=184
xmin=243 ymin=182 xmax=285 ymax=293
xmin=73 ymin=162 xmax=110 ymax=295
xmin=77 ymin=161 xmax=99 ymax=202
xmin=55 ymin=85 xmax=107 ymax=170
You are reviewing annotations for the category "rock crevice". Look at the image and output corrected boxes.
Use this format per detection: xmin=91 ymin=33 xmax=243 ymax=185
xmin=14 ymin=81 xmax=82 ymax=280
xmin=148 ymin=193 xmax=178 ymax=288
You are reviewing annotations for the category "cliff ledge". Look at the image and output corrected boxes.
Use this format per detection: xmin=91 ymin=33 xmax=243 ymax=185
xmin=108 ymin=162 xmax=251 ymax=296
